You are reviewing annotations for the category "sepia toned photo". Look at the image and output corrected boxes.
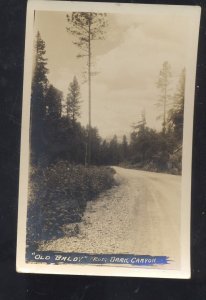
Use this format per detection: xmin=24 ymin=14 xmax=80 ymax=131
xmin=16 ymin=1 xmax=201 ymax=278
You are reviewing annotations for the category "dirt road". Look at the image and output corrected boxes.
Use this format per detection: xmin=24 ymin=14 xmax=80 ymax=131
xmin=40 ymin=167 xmax=181 ymax=267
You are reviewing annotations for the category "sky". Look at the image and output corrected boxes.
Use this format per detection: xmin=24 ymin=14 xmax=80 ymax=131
xmin=34 ymin=9 xmax=190 ymax=140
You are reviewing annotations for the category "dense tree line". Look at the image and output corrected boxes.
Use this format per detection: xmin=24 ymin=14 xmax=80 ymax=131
xmin=31 ymin=33 xmax=185 ymax=174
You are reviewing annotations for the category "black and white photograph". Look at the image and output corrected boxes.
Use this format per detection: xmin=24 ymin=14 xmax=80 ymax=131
xmin=16 ymin=1 xmax=200 ymax=278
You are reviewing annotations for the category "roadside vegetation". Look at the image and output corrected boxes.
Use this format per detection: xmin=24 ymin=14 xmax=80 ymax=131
xmin=27 ymin=162 xmax=115 ymax=247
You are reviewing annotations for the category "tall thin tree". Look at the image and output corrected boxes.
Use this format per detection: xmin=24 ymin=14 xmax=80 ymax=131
xmin=66 ymin=12 xmax=107 ymax=165
xmin=168 ymin=68 xmax=186 ymax=142
xmin=132 ymin=109 xmax=147 ymax=133
xmin=156 ymin=61 xmax=172 ymax=134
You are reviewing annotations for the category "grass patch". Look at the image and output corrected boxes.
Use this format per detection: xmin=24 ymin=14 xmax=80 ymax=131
xmin=27 ymin=161 xmax=115 ymax=248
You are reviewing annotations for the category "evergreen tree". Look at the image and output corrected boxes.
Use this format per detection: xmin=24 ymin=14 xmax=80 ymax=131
xmin=66 ymin=76 xmax=81 ymax=124
xmin=31 ymin=31 xmax=49 ymax=164
xmin=132 ymin=110 xmax=147 ymax=133
xmin=168 ymin=68 xmax=185 ymax=142
xmin=156 ymin=61 xmax=172 ymax=134
xmin=32 ymin=31 xmax=48 ymax=94
xmin=90 ymin=127 xmax=102 ymax=165
xmin=109 ymin=135 xmax=120 ymax=165
xmin=121 ymin=135 xmax=128 ymax=161
xmin=66 ymin=12 xmax=107 ymax=165
xmin=100 ymin=139 xmax=110 ymax=165
xmin=45 ymin=84 xmax=62 ymax=120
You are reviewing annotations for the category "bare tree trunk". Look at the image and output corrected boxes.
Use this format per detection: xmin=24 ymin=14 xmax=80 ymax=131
xmin=88 ymin=17 xmax=91 ymax=166
xmin=85 ymin=142 xmax=88 ymax=167
xmin=163 ymin=84 xmax=167 ymax=135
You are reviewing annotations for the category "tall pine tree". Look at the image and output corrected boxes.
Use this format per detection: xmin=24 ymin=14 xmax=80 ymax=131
xmin=66 ymin=12 xmax=107 ymax=165
xmin=31 ymin=31 xmax=49 ymax=164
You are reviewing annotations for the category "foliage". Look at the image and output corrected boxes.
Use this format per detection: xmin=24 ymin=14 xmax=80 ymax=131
xmin=32 ymin=31 xmax=48 ymax=91
xmin=30 ymin=32 xmax=49 ymax=164
xmin=45 ymin=84 xmax=62 ymax=120
xmin=168 ymin=68 xmax=185 ymax=143
xmin=128 ymin=73 xmax=186 ymax=175
xmin=121 ymin=135 xmax=129 ymax=161
xmin=31 ymin=33 xmax=64 ymax=166
xmin=156 ymin=61 xmax=172 ymax=134
xmin=66 ymin=76 xmax=81 ymax=123
xmin=27 ymin=162 xmax=116 ymax=246
xmin=66 ymin=12 xmax=108 ymax=58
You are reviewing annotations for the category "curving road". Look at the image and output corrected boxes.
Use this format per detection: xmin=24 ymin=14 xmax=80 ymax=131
xmin=41 ymin=167 xmax=181 ymax=268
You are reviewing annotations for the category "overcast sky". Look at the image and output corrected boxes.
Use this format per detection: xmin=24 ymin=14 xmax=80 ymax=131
xmin=34 ymin=9 xmax=190 ymax=140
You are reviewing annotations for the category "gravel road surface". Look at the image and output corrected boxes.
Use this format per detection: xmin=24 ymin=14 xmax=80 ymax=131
xmin=40 ymin=167 xmax=181 ymax=268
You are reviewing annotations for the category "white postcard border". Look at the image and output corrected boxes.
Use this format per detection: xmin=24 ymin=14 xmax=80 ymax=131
xmin=16 ymin=0 xmax=201 ymax=278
